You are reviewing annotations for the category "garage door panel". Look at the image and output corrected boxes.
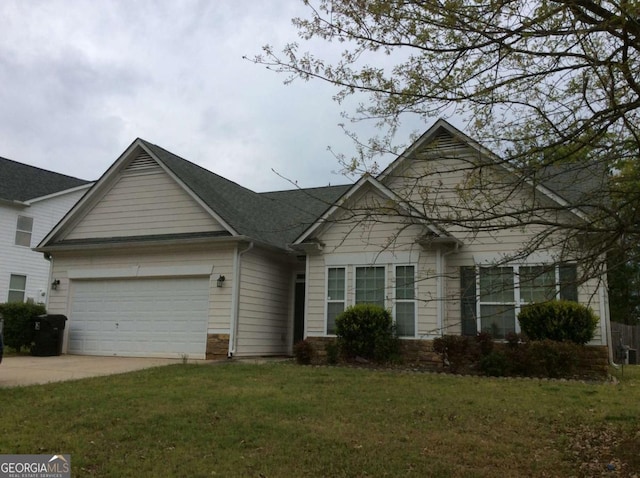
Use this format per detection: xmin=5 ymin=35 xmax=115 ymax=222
xmin=68 ymin=277 xmax=210 ymax=358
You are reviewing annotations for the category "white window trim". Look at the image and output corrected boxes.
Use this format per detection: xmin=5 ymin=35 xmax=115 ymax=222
xmin=353 ymin=265 xmax=387 ymax=308
xmin=15 ymin=215 xmax=34 ymax=247
xmin=325 ymin=266 xmax=346 ymax=336
xmin=393 ymin=264 xmax=417 ymax=338
xmin=8 ymin=274 xmax=27 ymax=303
xmin=475 ymin=263 xmax=572 ymax=335
xmin=324 ymin=263 xmax=421 ymax=338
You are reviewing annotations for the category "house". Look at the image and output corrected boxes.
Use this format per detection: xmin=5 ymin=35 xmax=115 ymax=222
xmin=0 ymin=157 xmax=92 ymax=304
xmin=35 ymin=120 xmax=612 ymax=362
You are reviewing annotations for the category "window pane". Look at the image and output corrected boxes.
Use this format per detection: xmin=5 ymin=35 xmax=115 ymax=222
xmin=480 ymin=304 xmax=515 ymax=339
xmin=327 ymin=268 xmax=345 ymax=300
xmin=559 ymin=264 xmax=578 ymax=302
xmin=327 ymin=302 xmax=344 ymax=335
xmin=15 ymin=216 xmax=33 ymax=247
xmin=9 ymin=274 xmax=26 ymax=290
xmin=395 ymin=302 xmax=415 ymax=337
xmin=17 ymin=216 xmax=33 ymax=232
xmin=15 ymin=231 xmax=31 ymax=247
xmin=520 ymin=266 xmax=556 ymax=303
xmin=7 ymin=290 xmax=25 ymax=303
xmin=479 ymin=267 xmax=514 ymax=302
xmin=8 ymin=274 xmax=26 ymax=303
xmin=395 ymin=266 xmax=415 ymax=300
xmin=355 ymin=267 xmax=385 ymax=307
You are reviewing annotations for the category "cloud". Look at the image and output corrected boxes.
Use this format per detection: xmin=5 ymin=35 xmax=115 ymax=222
xmin=0 ymin=0 xmax=419 ymax=191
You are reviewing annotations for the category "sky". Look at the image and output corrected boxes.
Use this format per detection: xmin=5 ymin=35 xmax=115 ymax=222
xmin=0 ymin=0 xmax=429 ymax=192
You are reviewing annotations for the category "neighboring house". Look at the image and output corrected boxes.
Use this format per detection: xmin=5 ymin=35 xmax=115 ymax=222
xmin=0 ymin=157 xmax=92 ymax=304
xmin=36 ymin=120 xmax=612 ymax=361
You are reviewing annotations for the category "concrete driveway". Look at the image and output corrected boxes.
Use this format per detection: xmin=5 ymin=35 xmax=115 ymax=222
xmin=0 ymin=355 xmax=190 ymax=387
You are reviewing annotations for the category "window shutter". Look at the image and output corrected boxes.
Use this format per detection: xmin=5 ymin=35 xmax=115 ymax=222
xmin=460 ymin=266 xmax=477 ymax=336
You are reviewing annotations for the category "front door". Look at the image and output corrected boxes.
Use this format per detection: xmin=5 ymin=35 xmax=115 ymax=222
xmin=293 ymin=274 xmax=305 ymax=344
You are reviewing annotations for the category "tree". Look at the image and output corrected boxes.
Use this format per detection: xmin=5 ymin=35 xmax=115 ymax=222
xmin=249 ymin=0 xmax=640 ymax=286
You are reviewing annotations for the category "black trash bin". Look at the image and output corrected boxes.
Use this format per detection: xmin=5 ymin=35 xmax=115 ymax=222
xmin=31 ymin=315 xmax=67 ymax=356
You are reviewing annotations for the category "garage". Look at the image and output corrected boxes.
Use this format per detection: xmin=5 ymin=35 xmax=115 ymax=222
xmin=67 ymin=277 xmax=211 ymax=358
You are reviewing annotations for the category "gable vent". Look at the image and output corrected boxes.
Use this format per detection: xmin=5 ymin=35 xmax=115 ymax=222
xmin=125 ymin=152 xmax=160 ymax=173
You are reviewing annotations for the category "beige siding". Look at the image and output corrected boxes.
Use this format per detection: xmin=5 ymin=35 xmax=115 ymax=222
xmin=236 ymin=248 xmax=291 ymax=356
xmin=306 ymin=129 xmax=608 ymax=345
xmin=66 ymin=166 xmax=225 ymax=240
xmin=305 ymin=185 xmax=438 ymax=337
xmin=47 ymin=244 xmax=235 ymax=334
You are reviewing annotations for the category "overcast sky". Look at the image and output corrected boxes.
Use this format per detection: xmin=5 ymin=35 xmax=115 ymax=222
xmin=0 ymin=0 xmax=434 ymax=192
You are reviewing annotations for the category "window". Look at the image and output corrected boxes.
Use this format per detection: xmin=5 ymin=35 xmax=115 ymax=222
xmin=326 ymin=267 xmax=345 ymax=334
xmin=464 ymin=264 xmax=579 ymax=338
xmin=355 ymin=266 xmax=385 ymax=307
xmin=395 ymin=266 xmax=416 ymax=337
xmin=8 ymin=274 xmax=27 ymax=303
xmin=479 ymin=267 xmax=516 ymax=339
xmin=15 ymin=216 xmax=33 ymax=247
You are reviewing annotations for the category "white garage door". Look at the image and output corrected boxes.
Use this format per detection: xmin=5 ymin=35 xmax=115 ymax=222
xmin=68 ymin=277 xmax=210 ymax=358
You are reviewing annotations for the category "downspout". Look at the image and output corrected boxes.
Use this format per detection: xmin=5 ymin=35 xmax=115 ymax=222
xmin=44 ymin=252 xmax=53 ymax=310
xmin=599 ymin=277 xmax=618 ymax=368
xmin=228 ymin=241 xmax=254 ymax=357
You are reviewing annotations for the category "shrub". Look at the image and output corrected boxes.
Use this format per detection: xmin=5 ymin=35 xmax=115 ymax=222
xmin=479 ymin=351 xmax=510 ymax=377
xmin=325 ymin=341 xmax=339 ymax=365
xmin=293 ymin=339 xmax=314 ymax=365
xmin=524 ymin=340 xmax=580 ymax=378
xmin=335 ymin=304 xmax=399 ymax=363
xmin=518 ymin=300 xmax=598 ymax=345
xmin=0 ymin=302 xmax=46 ymax=353
xmin=433 ymin=335 xmax=480 ymax=373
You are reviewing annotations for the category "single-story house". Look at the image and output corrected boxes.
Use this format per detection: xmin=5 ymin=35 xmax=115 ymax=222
xmin=36 ymin=120 xmax=612 ymax=361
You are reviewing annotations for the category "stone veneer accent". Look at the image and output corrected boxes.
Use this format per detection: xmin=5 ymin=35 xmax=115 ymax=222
xmin=305 ymin=336 xmax=442 ymax=369
xmin=206 ymin=333 xmax=230 ymax=359
xmin=304 ymin=336 xmax=610 ymax=376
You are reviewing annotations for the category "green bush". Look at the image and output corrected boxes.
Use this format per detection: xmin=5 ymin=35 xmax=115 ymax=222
xmin=524 ymin=340 xmax=580 ymax=378
xmin=479 ymin=351 xmax=510 ymax=377
xmin=335 ymin=304 xmax=399 ymax=363
xmin=433 ymin=335 xmax=480 ymax=373
xmin=0 ymin=302 xmax=46 ymax=353
xmin=325 ymin=341 xmax=339 ymax=365
xmin=293 ymin=339 xmax=314 ymax=365
xmin=518 ymin=300 xmax=598 ymax=345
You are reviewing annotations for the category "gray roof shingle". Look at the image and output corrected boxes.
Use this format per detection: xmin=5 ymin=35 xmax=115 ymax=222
xmin=0 ymin=156 xmax=91 ymax=202
xmin=140 ymin=140 xmax=350 ymax=248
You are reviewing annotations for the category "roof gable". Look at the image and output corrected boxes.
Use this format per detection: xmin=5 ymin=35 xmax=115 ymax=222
xmin=293 ymin=174 xmax=451 ymax=246
xmin=39 ymin=138 xmax=351 ymax=250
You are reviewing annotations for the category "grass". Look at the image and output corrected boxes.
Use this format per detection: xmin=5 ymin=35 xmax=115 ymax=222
xmin=0 ymin=362 xmax=638 ymax=477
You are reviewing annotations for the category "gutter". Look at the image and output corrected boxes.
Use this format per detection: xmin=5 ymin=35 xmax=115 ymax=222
xmin=228 ymin=241 xmax=254 ymax=357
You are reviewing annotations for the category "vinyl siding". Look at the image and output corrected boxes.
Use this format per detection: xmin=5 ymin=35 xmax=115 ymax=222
xmin=236 ymin=248 xmax=291 ymax=356
xmin=305 ymin=186 xmax=436 ymax=336
xmin=0 ymin=189 xmax=86 ymax=303
xmin=47 ymin=244 xmax=235 ymax=333
xmin=65 ymin=165 xmax=225 ymax=240
xmin=306 ymin=129 xmax=608 ymax=345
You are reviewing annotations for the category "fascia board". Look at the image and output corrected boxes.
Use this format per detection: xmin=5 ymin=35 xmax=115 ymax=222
xmin=293 ymin=175 xmax=445 ymax=245
xmin=37 ymin=139 xmax=145 ymax=248
xmin=24 ymin=183 xmax=94 ymax=205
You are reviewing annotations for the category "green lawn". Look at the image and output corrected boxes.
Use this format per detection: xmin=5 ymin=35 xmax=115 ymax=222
xmin=0 ymin=362 xmax=638 ymax=477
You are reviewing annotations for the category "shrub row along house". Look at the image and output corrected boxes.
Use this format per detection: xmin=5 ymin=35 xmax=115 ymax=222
xmin=35 ymin=120 xmax=612 ymax=362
